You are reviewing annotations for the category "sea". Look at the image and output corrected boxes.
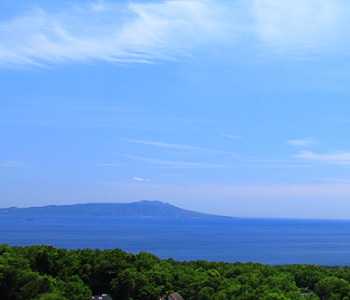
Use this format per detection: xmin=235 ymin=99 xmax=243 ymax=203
xmin=2 ymin=216 xmax=350 ymax=265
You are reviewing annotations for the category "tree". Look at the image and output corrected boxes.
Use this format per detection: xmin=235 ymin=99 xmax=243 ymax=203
xmin=314 ymin=276 xmax=350 ymax=299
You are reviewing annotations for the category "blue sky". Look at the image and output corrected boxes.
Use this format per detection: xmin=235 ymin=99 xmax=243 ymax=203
xmin=2 ymin=0 xmax=350 ymax=218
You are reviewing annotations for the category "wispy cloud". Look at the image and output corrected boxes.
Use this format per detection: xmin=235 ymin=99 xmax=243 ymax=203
xmin=0 ymin=0 xmax=228 ymax=68
xmin=123 ymin=138 xmax=236 ymax=155
xmin=222 ymin=133 xmax=241 ymax=139
xmin=287 ymin=138 xmax=315 ymax=147
xmin=294 ymin=150 xmax=350 ymax=164
xmin=2 ymin=0 xmax=350 ymax=67
xmin=251 ymin=0 xmax=347 ymax=56
xmin=133 ymin=177 xmax=149 ymax=182
xmin=123 ymin=138 xmax=198 ymax=150
xmin=120 ymin=154 xmax=226 ymax=168
xmin=0 ymin=160 xmax=21 ymax=167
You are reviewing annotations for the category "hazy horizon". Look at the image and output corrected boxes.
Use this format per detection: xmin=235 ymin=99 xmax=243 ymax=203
xmin=3 ymin=200 xmax=350 ymax=221
xmin=2 ymin=0 xmax=350 ymax=219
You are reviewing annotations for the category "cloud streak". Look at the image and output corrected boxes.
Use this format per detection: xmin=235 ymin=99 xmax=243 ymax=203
xmin=123 ymin=138 xmax=236 ymax=154
xmin=294 ymin=150 xmax=350 ymax=164
xmin=222 ymin=133 xmax=241 ymax=139
xmin=120 ymin=154 xmax=226 ymax=168
xmin=2 ymin=0 xmax=350 ymax=67
xmin=133 ymin=177 xmax=149 ymax=182
xmin=287 ymin=138 xmax=315 ymax=147
xmin=0 ymin=0 xmax=228 ymax=68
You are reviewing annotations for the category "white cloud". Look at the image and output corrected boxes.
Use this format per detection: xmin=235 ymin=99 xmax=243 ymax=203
xmin=287 ymin=138 xmax=315 ymax=147
xmin=0 ymin=160 xmax=21 ymax=167
xmin=2 ymin=0 xmax=350 ymax=67
xmin=251 ymin=0 xmax=346 ymax=56
xmin=123 ymin=138 xmax=198 ymax=150
xmin=294 ymin=150 xmax=350 ymax=164
xmin=133 ymin=177 xmax=149 ymax=182
xmin=123 ymin=138 xmax=236 ymax=154
xmin=0 ymin=0 xmax=228 ymax=68
xmin=222 ymin=133 xmax=241 ymax=139
xmin=120 ymin=154 xmax=226 ymax=168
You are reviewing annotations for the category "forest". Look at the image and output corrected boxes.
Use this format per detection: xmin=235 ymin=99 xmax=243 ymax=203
xmin=1 ymin=244 xmax=350 ymax=300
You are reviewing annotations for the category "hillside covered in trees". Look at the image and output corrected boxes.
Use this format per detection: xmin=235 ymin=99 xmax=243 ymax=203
xmin=2 ymin=244 xmax=350 ymax=300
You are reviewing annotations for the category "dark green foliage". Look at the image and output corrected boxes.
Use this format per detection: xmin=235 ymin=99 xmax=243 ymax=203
xmin=314 ymin=276 xmax=350 ymax=299
xmin=2 ymin=244 xmax=350 ymax=300
xmin=36 ymin=294 xmax=67 ymax=300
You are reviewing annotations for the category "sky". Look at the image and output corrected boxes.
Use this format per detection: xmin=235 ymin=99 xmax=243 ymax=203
xmin=2 ymin=0 xmax=350 ymax=219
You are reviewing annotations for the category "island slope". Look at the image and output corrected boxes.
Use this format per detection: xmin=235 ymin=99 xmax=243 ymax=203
xmin=0 ymin=200 xmax=230 ymax=218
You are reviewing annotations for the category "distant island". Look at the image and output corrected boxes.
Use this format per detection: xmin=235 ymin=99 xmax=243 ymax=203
xmin=0 ymin=200 xmax=230 ymax=218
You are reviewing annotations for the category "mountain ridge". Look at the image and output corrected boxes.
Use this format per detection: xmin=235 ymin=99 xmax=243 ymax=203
xmin=0 ymin=200 xmax=230 ymax=218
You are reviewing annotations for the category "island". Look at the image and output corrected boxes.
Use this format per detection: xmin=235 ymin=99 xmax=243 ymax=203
xmin=0 ymin=200 xmax=230 ymax=218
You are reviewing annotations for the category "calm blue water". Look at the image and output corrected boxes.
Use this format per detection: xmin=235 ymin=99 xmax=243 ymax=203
xmin=2 ymin=216 xmax=350 ymax=265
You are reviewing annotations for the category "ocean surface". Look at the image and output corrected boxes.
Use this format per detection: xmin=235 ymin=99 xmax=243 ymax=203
xmin=2 ymin=216 xmax=350 ymax=265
